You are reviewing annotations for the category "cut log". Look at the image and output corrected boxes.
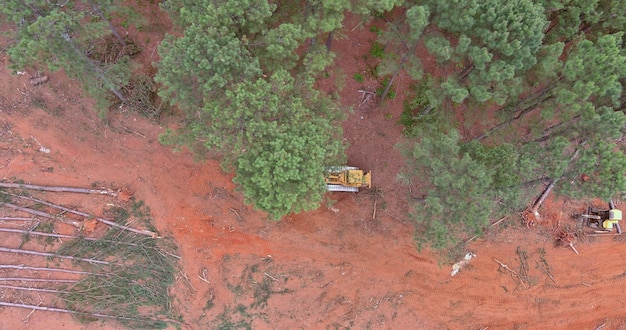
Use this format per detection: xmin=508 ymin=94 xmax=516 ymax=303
xmin=1 ymin=202 xmax=80 ymax=227
xmin=0 ymin=182 xmax=117 ymax=196
xmin=0 ymin=278 xmax=78 ymax=283
xmin=4 ymin=192 xmax=158 ymax=237
xmin=0 ymin=247 xmax=110 ymax=265
xmin=0 ymin=264 xmax=95 ymax=275
xmin=531 ymin=179 xmax=557 ymax=220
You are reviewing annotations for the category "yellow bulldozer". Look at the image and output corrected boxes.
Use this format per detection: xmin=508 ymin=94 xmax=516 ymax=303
xmin=582 ymin=200 xmax=622 ymax=234
xmin=324 ymin=166 xmax=371 ymax=192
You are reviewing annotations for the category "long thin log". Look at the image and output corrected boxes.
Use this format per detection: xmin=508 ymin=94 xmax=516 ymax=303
xmin=0 ymin=285 xmax=66 ymax=294
xmin=4 ymin=192 xmax=158 ymax=237
xmin=89 ymin=0 xmax=127 ymax=47
xmin=531 ymin=179 xmax=557 ymax=218
xmin=530 ymin=147 xmax=581 ymax=219
xmin=0 ymin=278 xmax=78 ymax=283
xmin=0 ymin=182 xmax=117 ymax=197
xmin=0 ymin=301 xmax=135 ymax=321
xmin=0 ymin=301 xmax=192 ymax=327
xmin=0 ymin=227 xmax=99 ymax=241
xmin=466 ymin=217 xmax=507 ymax=242
xmin=1 ymin=202 xmax=80 ymax=227
xmin=0 ymin=247 xmax=110 ymax=265
xmin=62 ymin=33 xmax=127 ymax=103
xmin=0 ymin=227 xmax=147 ymax=249
xmin=0 ymin=264 xmax=95 ymax=275
xmin=0 ymin=217 xmax=38 ymax=221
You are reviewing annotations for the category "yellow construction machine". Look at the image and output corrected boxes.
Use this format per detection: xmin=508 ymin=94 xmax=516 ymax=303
xmin=582 ymin=200 xmax=622 ymax=234
xmin=324 ymin=166 xmax=371 ymax=192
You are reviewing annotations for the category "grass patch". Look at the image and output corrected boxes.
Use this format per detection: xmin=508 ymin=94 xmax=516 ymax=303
xmin=353 ymin=72 xmax=364 ymax=83
xmin=369 ymin=41 xmax=385 ymax=59
xmin=375 ymin=76 xmax=396 ymax=100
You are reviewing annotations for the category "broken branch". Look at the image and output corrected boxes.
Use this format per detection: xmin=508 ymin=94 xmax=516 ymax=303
xmin=493 ymin=258 xmax=527 ymax=288
xmin=264 ymin=272 xmax=279 ymax=282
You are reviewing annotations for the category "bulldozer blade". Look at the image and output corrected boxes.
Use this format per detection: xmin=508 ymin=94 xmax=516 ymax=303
xmin=326 ymin=184 xmax=359 ymax=193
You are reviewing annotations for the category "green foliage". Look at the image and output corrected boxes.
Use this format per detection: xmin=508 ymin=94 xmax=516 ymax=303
xmin=540 ymin=0 xmax=626 ymax=41
xmin=156 ymin=0 xmax=366 ymax=219
xmin=165 ymin=69 xmax=344 ymax=219
xmin=1 ymin=1 xmax=143 ymax=112
xmin=353 ymin=72 xmax=365 ymax=82
xmin=405 ymin=5 xmax=430 ymax=43
xmin=376 ymin=76 xmax=395 ymax=99
xmin=559 ymin=33 xmax=626 ymax=107
xmin=425 ymin=36 xmax=452 ymax=63
xmin=400 ymin=81 xmax=434 ymax=132
xmin=416 ymin=0 xmax=547 ymax=105
xmin=403 ymin=129 xmax=494 ymax=250
xmin=369 ymin=41 xmax=386 ymax=58
xmin=441 ymin=78 xmax=468 ymax=104
xmin=56 ymin=202 xmax=178 ymax=329
xmin=226 ymin=72 xmax=343 ymax=219
xmin=155 ymin=26 xmax=261 ymax=110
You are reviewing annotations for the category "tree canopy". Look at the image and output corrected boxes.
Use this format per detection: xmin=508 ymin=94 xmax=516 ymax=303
xmin=156 ymin=1 xmax=353 ymax=218
xmin=0 ymin=1 xmax=136 ymax=110
xmin=395 ymin=0 xmax=626 ymax=249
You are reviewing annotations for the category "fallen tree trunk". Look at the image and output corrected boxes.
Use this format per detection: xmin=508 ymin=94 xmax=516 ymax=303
xmin=531 ymin=179 xmax=558 ymax=220
xmin=0 ymin=182 xmax=117 ymax=196
xmin=3 ymin=192 xmax=158 ymax=237
xmin=0 ymin=202 xmax=80 ymax=227
xmin=0 ymin=264 xmax=95 ymax=275
xmin=0 ymin=301 xmax=191 ymax=327
xmin=0 ymin=217 xmax=38 ymax=221
xmin=0 ymin=227 xmax=149 ymax=249
xmin=0 ymin=227 xmax=99 ymax=240
xmin=0 ymin=278 xmax=78 ymax=283
xmin=0 ymin=247 xmax=110 ymax=265
xmin=0 ymin=285 xmax=65 ymax=294
xmin=0 ymin=301 xmax=135 ymax=321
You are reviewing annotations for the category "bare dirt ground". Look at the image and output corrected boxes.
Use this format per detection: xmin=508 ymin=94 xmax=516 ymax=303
xmin=2 ymin=7 xmax=626 ymax=330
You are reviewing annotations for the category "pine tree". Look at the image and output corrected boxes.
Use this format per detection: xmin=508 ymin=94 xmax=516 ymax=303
xmin=1 ymin=1 xmax=133 ymax=110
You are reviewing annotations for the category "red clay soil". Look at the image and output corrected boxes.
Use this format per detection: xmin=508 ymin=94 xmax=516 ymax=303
xmin=1 ymin=8 xmax=626 ymax=330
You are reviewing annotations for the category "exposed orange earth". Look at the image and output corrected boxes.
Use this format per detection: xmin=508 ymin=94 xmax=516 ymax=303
xmin=1 ymin=6 xmax=626 ymax=330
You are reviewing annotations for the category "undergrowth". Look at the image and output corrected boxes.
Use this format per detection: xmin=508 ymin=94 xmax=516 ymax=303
xmin=56 ymin=200 xmax=179 ymax=328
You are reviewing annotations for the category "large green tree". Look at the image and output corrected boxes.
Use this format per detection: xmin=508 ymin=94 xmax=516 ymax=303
xmin=402 ymin=129 xmax=515 ymax=250
xmin=156 ymin=0 xmax=359 ymax=218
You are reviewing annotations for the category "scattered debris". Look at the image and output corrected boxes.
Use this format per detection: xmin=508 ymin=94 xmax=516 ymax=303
xmin=451 ymin=252 xmax=476 ymax=276
xmin=357 ymin=89 xmax=376 ymax=106
xmin=31 ymin=136 xmax=50 ymax=153
xmin=29 ymin=75 xmax=49 ymax=86
xmin=555 ymin=227 xmax=579 ymax=255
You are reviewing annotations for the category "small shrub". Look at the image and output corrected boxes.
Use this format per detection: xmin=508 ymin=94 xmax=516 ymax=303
xmin=369 ymin=26 xmax=381 ymax=35
xmin=353 ymin=72 xmax=364 ymax=83
xmin=369 ymin=42 xmax=385 ymax=59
